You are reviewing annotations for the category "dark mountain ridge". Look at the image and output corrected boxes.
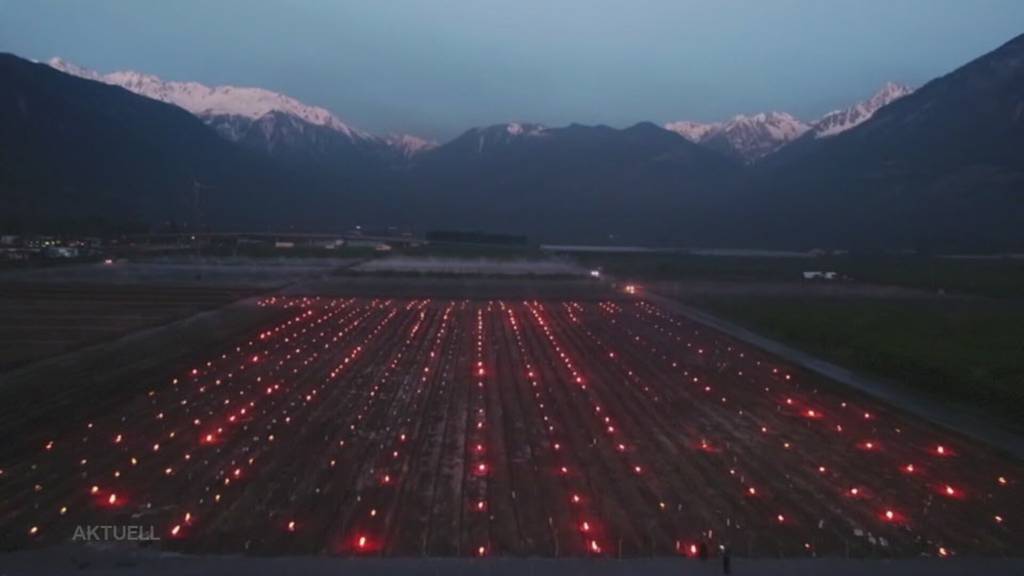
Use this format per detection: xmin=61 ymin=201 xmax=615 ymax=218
xmin=2 ymin=32 xmax=1023 ymax=250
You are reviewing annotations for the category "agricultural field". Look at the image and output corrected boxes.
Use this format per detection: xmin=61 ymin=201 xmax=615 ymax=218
xmin=573 ymin=252 xmax=1024 ymax=299
xmin=0 ymin=258 xmax=352 ymax=371
xmin=0 ymin=296 xmax=1019 ymax=559
xmin=680 ymin=295 xmax=1024 ymax=430
xmin=0 ymin=283 xmax=257 ymax=371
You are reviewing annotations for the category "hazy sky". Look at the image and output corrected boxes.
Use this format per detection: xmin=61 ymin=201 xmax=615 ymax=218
xmin=2 ymin=0 xmax=1022 ymax=140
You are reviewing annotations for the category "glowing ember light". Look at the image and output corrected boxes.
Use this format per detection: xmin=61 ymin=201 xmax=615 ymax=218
xmin=287 ymin=521 xmax=296 ymax=532
xmin=571 ymin=494 xmax=581 ymax=504
xmin=171 ymin=524 xmax=181 ymax=536
xmin=590 ymin=539 xmax=602 ymax=553
xmin=885 ymin=510 xmax=895 ymax=521
xmin=90 ymin=485 xmax=100 ymax=495
xmin=633 ymin=465 xmax=643 ymax=474
xmin=748 ymin=487 xmax=757 ymax=496
xmin=818 ymin=466 xmax=827 ymax=474
xmin=904 ymin=464 xmax=915 ymax=473
xmin=477 ymin=545 xmax=487 ymax=557
xmin=849 ymin=487 xmax=859 ymax=496
xmin=29 ymin=525 xmax=39 ymax=536
xmin=938 ymin=546 xmax=949 ymax=557
xmin=936 ymin=445 xmax=947 ymax=456
xmin=994 ymin=515 xmax=1003 ymax=524
xmin=997 ymin=476 xmax=1007 ymax=486
xmin=59 ymin=506 xmax=67 ymax=515
xmin=777 ymin=514 xmax=786 ymax=523
xmin=108 ymin=493 xmax=118 ymax=505
xmin=944 ymin=485 xmax=957 ymax=497
xmin=476 ymin=500 xmax=486 ymax=512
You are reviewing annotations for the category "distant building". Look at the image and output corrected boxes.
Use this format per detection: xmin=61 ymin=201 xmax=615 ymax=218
xmin=802 ymin=271 xmax=839 ymax=280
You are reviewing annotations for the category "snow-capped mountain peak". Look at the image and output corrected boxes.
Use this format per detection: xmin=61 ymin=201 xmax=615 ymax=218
xmin=46 ymin=57 xmax=436 ymax=158
xmin=722 ymin=111 xmax=810 ymax=141
xmin=664 ymin=82 xmax=913 ymax=160
xmin=663 ymin=120 xmax=720 ymax=143
xmin=665 ymin=111 xmax=809 ymax=161
xmin=49 ymin=57 xmax=370 ymax=140
xmin=384 ymin=133 xmax=438 ymax=157
xmin=811 ymin=81 xmax=914 ymax=138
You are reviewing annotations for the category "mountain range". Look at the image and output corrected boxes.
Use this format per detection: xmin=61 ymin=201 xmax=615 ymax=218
xmin=47 ymin=57 xmax=912 ymax=167
xmin=2 ymin=33 xmax=1023 ymax=251
xmin=664 ymin=82 xmax=914 ymax=162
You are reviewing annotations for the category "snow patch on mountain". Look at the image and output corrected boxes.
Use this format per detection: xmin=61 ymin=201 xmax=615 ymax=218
xmin=811 ymin=82 xmax=913 ymax=138
xmin=384 ymin=134 xmax=438 ymax=156
xmin=467 ymin=123 xmax=547 ymax=154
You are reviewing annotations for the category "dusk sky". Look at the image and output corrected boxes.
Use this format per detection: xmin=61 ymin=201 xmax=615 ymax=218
xmin=2 ymin=0 xmax=1022 ymax=140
